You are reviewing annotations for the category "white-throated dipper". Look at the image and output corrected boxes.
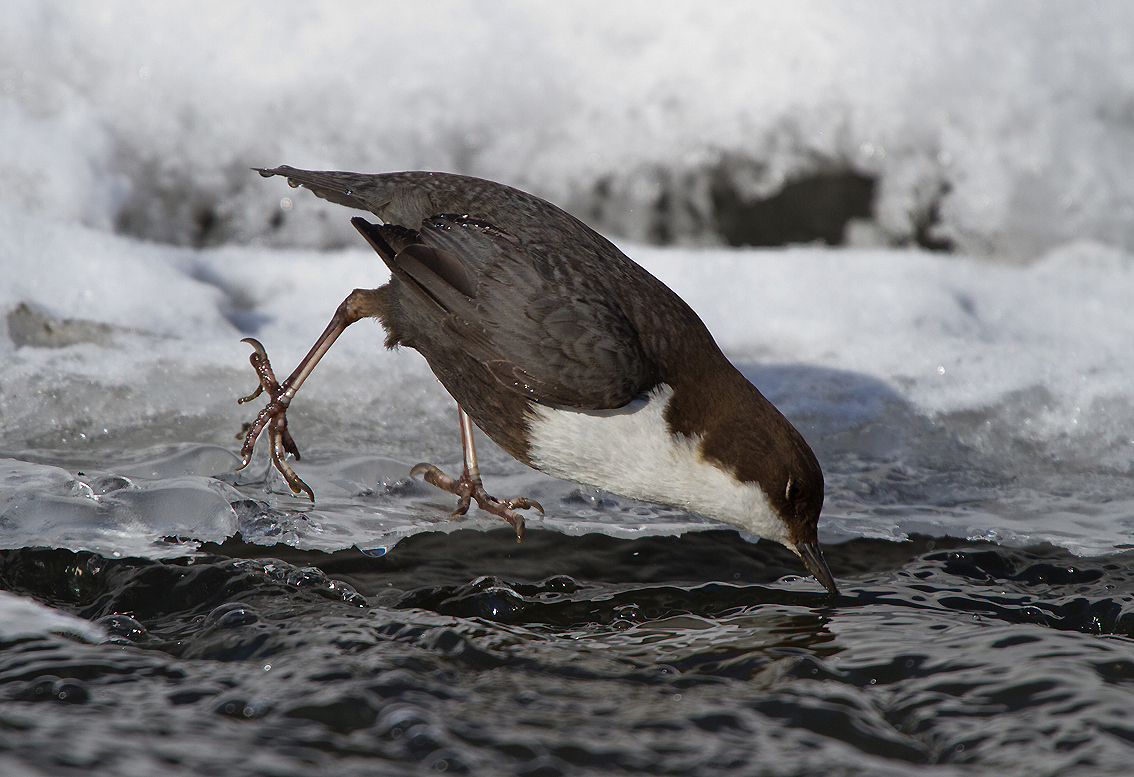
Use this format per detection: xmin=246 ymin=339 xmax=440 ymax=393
xmin=239 ymin=166 xmax=838 ymax=595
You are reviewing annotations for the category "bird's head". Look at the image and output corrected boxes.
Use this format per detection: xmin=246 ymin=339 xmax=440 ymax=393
xmin=766 ymin=464 xmax=838 ymax=596
xmin=683 ymin=374 xmax=839 ymax=597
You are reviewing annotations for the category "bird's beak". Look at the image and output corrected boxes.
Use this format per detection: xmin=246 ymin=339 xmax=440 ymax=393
xmin=794 ymin=542 xmax=839 ymax=596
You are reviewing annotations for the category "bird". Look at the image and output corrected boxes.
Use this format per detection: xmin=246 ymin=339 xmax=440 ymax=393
xmin=238 ymin=165 xmax=838 ymax=595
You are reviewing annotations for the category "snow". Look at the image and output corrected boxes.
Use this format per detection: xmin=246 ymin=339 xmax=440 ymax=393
xmin=1 ymin=1 xmax=1133 ymax=558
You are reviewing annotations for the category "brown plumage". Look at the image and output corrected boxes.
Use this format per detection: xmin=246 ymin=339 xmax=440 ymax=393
xmin=237 ymin=166 xmax=837 ymax=595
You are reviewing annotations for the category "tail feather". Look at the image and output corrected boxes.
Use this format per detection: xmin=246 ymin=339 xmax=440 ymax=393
xmin=255 ymin=165 xmax=382 ymax=212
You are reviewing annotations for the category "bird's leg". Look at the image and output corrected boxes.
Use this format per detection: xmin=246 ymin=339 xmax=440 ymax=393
xmin=237 ymin=288 xmax=384 ymax=501
xmin=411 ymin=407 xmax=542 ymax=540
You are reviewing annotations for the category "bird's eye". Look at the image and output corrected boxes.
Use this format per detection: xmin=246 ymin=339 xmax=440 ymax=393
xmin=785 ymin=478 xmax=798 ymax=501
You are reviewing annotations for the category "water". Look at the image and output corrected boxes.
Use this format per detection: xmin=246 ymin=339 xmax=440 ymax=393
xmin=3 ymin=263 xmax=1133 ymax=774
xmin=3 ymin=521 xmax=1134 ymax=775
xmin=2 ymin=335 xmax=1134 ymax=775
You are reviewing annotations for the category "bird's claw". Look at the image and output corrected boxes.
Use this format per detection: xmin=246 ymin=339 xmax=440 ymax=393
xmin=410 ymin=463 xmax=540 ymax=540
xmin=236 ymin=338 xmax=314 ymax=502
xmin=237 ymin=384 xmax=264 ymax=404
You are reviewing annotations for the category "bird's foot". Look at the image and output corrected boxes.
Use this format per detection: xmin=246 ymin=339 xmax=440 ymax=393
xmin=410 ymin=463 xmax=542 ymax=540
xmin=236 ymin=337 xmax=314 ymax=501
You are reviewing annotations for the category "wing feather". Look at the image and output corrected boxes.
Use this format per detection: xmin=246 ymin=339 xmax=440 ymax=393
xmin=363 ymin=214 xmax=650 ymax=409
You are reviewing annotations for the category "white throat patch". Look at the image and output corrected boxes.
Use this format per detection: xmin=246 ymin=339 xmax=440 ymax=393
xmin=525 ymin=384 xmax=788 ymax=544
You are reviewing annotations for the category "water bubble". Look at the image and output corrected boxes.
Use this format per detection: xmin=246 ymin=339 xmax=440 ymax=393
xmin=216 ymin=697 xmax=269 ymax=719
xmin=91 ymin=475 xmax=133 ymax=495
xmin=52 ymin=679 xmax=91 ymax=704
xmin=205 ymin=602 xmax=259 ymax=629
xmin=96 ymin=614 xmax=148 ymax=643
xmin=20 ymin=676 xmax=90 ymax=704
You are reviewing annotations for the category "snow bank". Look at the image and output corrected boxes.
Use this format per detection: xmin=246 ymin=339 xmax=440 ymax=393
xmin=3 ymin=1 xmax=1134 ymax=255
xmin=2 ymin=201 xmax=1132 ymax=555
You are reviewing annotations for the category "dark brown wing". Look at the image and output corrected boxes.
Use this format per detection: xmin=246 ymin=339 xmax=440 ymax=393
xmin=354 ymin=215 xmax=651 ymax=410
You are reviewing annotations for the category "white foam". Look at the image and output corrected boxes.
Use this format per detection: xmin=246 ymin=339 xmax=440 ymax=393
xmin=0 ymin=588 xmax=106 ymax=644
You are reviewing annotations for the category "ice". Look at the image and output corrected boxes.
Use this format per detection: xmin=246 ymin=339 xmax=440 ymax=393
xmin=0 ymin=457 xmax=238 ymax=558
xmin=1 ymin=2 xmax=1133 ymax=558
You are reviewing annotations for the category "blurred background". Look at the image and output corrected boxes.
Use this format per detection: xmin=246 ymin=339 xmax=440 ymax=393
xmin=4 ymin=0 xmax=1133 ymax=259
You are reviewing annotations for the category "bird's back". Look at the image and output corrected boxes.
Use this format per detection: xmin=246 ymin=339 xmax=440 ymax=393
xmin=258 ymin=166 xmax=723 ymax=385
xmin=259 ymin=166 xmax=614 ymax=255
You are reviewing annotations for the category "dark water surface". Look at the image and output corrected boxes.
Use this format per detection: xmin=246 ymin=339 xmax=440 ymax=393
xmin=2 ymin=530 xmax=1134 ymax=776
